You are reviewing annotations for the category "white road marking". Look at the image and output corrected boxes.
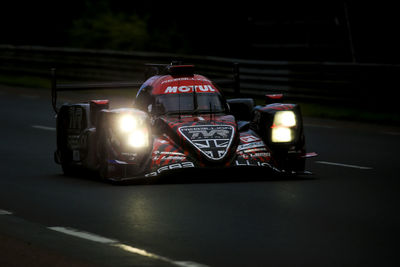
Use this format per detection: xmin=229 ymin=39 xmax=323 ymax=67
xmin=48 ymin=227 xmax=118 ymax=244
xmin=49 ymin=226 xmax=208 ymax=267
xmin=32 ymin=125 xmax=56 ymax=131
xmin=0 ymin=209 xmax=12 ymax=215
xmin=114 ymin=244 xmax=207 ymax=267
xmin=316 ymin=161 xmax=373 ymax=170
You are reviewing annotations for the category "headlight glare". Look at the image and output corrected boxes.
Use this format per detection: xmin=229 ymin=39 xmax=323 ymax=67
xmin=273 ymin=111 xmax=296 ymax=127
xmin=127 ymin=129 xmax=149 ymax=148
xmin=271 ymin=110 xmax=297 ymax=143
xmin=120 ymin=115 xmax=137 ymax=132
xmin=271 ymin=127 xmax=292 ymax=142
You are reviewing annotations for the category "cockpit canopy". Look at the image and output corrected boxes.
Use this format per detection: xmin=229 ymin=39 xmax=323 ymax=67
xmin=136 ymin=71 xmax=227 ymax=115
xmin=155 ymin=92 xmax=225 ymax=115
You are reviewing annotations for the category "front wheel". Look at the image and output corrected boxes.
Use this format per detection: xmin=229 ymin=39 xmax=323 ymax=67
xmin=97 ymin=130 xmax=121 ymax=180
xmin=98 ymin=143 xmax=124 ymax=181
xmin=61 ymin=161 xmax=79 ymax=176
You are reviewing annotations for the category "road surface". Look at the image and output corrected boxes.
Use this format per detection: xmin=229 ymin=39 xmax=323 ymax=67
xmin=1 ymin=85 xmax=399 ymax=266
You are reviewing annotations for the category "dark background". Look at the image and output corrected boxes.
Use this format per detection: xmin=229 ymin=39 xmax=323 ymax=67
xmin=1 ymin=1 xmax=399 ymax=63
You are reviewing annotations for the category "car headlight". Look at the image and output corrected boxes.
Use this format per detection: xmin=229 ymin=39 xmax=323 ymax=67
xmin=117 ymin=113 xmax=150 ymax=148
xmin=127 ymin=129 xmax=149 ymax=148
xmin=271 ymin=111 xmax=297 ymax=143
xmin=119 ymin=115 xmax=138 ymax=133
xmin=274 ymin=110 xmax=296 ymax=127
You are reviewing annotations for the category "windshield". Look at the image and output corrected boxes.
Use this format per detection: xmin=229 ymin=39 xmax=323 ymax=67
xmin=156 ymin=93 xmax=225 ymax=114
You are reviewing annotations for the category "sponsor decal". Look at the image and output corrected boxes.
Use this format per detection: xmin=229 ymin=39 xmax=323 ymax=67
xmin=153 ymin=155 xmax=186 ymax=161
xmin=152 ymin=151 xmax=186 ymax=161
xmin=164 ymin=85 xmax=216 ymax=94
xmin=234 ymin=159 xmax=270 ymax=167
xmin=238 ymin=152 xmax=270 ymax=159
xmin=179 ymin=125 xmax=234 ymax=160
xmin=237 ymin=141 xmax=266 ymax=151
xmin=242 ymin=148 xmax=267 ymax=153
xmin=250 ymin=152 xmax=271 ymax=158
xmin=145 ymin=161 xmax=195 ymax=177
xmin=234 ymin=159 xmax=280 ymax=172
xmin=161 ymin=77 xmax=210 ymax=84
xmin=240 ymin=135 xmax=261 ymax=143
xmin=162 ymin=156 xmax=186 ymax=161
xmin=158 ymin=151 xmax=185 ymax=155
xmin=234 ymin=159 xmax=278 ymax=172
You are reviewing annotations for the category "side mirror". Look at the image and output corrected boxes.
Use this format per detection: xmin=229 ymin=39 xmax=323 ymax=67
xmin=265 ymin=94 xmax=284 ymax=104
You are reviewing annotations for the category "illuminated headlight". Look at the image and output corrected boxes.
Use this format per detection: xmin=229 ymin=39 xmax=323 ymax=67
xmin=119 ymin=115 xmax=138 ymax=132
xmin=274 ymin=111 xmax=296 ymax=127
xmin=271 ymin=111 xmax=297 ymax=143
xmin=117 ymin=113 xmax=150 ymax=148
xmin=271 ymin=127 xmax=293 ymax=142
xmin=127 ymin=129 xmax=149 ymax=148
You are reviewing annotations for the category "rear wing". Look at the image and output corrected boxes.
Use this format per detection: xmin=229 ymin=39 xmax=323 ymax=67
xmin=50 ymin=68 xmax=142 ymax=114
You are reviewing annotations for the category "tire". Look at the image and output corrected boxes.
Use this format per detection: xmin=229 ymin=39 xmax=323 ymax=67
xmin=57 ymin=148 xmax=79 ymax=176
xmin=97 ymin=130 xmax=122 ymax=180
xmin=98 ymin=137 xmax=111 ymax=179
xmin=61 ymin=162 xmax=78 ymax=176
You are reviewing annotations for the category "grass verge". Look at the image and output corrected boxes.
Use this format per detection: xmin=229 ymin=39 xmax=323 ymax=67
xmin=0 ymin=74 xmax=50 ymax=89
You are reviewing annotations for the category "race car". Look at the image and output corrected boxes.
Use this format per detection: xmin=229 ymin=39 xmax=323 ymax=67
xmin=52 ymin=63 xmax=315 ymax=183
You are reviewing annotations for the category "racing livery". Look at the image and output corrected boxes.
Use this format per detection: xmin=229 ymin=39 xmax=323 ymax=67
xmin=53 ymin=64 xmax=315 ymax=183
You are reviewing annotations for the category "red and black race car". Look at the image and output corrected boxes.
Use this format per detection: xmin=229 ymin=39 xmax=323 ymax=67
xmin=52 ymin=63 xmax=315 ymax=183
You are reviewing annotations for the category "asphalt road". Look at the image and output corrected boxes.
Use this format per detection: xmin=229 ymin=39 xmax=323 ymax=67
xmin=1 ymin=85 xmax=399 ymax=266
